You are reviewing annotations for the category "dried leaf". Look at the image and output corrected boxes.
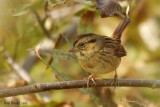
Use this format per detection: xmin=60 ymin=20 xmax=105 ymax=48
xmin=34 ymin=42 xmax=48 ymax=66
xmin=96 ymin=0 xmax=124 ymax=18
xmin=81 ymin=10 xmax=95 ymax=25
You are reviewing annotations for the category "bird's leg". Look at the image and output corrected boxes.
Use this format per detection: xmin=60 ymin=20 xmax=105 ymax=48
xmin=111 ymin=70 xmax=119 ymax=89
xmin=87 ymin=74 xmax=96 ymax=87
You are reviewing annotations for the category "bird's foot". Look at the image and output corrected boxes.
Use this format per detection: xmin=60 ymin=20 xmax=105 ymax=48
xmin=86 ymin=74 xmax=96 ymax=87
xmin=111 ymin=71 xmax=119 ymax=89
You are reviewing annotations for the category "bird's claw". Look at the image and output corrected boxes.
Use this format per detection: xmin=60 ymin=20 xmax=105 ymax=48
xmin=111 ymin=71 xmax=119 ymax=89
xmin=87 ymin=74 xmax=96 ymax=87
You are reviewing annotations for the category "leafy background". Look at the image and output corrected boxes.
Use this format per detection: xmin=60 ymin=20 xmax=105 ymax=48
xmin=0 ymin=0 xmax=160 ymax=107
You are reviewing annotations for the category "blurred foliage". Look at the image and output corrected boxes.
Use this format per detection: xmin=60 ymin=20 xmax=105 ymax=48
xmin=0 ymin=0 xmax=160 ymax=107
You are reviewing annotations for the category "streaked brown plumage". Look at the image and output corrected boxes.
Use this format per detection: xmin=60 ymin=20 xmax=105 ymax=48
xmin=70 ymin=33 xmax=126 ymax=75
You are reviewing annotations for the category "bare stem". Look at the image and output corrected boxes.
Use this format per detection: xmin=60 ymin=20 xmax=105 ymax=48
xmin=0 ymin=78 xmax=160 ymax=98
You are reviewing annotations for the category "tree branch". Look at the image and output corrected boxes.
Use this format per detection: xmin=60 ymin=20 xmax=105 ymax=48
xmin=0 ymin=78 xmax=160 ymax=98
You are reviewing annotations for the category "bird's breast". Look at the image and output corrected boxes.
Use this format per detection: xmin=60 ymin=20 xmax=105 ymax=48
xmin=78 ymin=52 xmax=121 ymax=74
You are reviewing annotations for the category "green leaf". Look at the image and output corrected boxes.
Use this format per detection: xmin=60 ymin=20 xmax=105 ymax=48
xmin=12 ymin=3 xmax=32 ymax=16
xmin=74 ymin=0 xmax=93 ymax=5
xmin=12 ymin=10 xmax=28 ymax=16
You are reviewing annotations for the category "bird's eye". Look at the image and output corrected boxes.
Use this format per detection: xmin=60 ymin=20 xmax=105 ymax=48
xmin=78 ymin=42 xmax=85 ymax=48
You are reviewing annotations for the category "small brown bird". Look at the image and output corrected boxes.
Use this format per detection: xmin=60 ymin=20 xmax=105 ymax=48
xmin=69 ymin=17 xmax=130 ymax=86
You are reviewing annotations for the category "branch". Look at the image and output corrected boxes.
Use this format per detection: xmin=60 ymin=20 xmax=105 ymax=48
xmin=4 ymin=51 xmax=51 ymax=102
xmin=4 ymin=51 xmax=33 ymax=83
xmin=32 ymin=9 xmax=52 ymax=39
xmin=0 ymin=79 xmax=160 ymax=98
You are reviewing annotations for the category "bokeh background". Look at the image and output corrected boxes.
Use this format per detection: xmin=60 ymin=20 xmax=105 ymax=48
xmin=0 ymin=0 xmax=160 ymax=107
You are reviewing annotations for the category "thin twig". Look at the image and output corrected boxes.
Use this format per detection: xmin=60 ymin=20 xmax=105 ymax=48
xmin=0 ymin=78 xmax=160 ymax=98
xmin=32 ymin=9 xmax=52 ymax=39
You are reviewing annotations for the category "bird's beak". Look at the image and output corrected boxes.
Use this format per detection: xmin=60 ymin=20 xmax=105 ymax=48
xmin=69 ymin=48 xmax=75 ymax=53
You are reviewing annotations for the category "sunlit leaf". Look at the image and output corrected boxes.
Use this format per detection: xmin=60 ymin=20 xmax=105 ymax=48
xmin=12 ymin=3 xmax=31 ymax=16
xmin=12 ymin=10 xmax=28 ymax=16
xmin=74 ymin=0 xmax=93 ymax=5
xmin=18 ymin=3 xmax=32 ymax=10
